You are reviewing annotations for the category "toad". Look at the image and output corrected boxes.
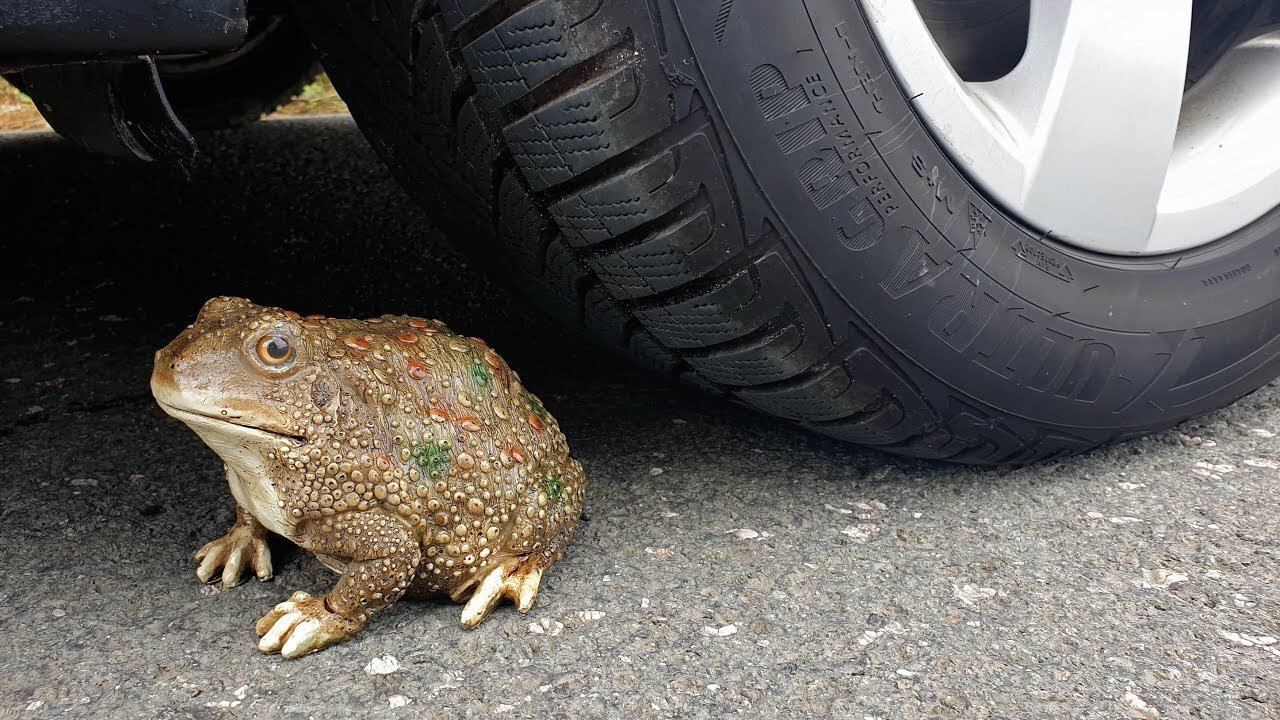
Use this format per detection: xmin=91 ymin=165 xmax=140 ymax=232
xmin=150 ymin=297 xmax=586 ymax=658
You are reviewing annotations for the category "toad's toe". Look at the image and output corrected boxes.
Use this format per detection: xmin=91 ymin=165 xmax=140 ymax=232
xmin=255 ymin=591 xmax=361 ymax=658
xmin=196 ymin=524 xmax=272 ymax=587
xmin=458 ymin=557 xmax=544 ymax=629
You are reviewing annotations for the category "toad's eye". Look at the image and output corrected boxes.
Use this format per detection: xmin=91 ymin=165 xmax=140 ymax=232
xmin=255 ymin=335 xmax=294 ymax=366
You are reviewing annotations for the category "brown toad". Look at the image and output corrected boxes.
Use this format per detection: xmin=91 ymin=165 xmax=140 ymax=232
xmin=150 ymin=297 xmax=586 ymax=658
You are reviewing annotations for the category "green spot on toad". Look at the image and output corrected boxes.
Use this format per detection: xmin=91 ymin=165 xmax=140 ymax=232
xmin=528 ymin=395 xmax=547 ymax=421
xmin=411 ymin=440 xmax=451 ymax=475
xmin=469 ymin=361 xmax=491 ymax=388
xmin=544 ymin=474 xmax=564 ymax=505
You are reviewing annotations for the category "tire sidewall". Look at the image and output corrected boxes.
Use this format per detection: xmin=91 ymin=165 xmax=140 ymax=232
xmin=671 ymin=0 xmax=1280 ymax=430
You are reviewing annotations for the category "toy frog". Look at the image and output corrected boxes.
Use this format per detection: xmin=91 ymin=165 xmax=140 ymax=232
xmin=150 ymin=297 xmax=586 ymax=658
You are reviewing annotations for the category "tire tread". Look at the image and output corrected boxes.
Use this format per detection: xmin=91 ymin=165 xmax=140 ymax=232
xmin=297 ymin=0 xmax=1190 ymax=464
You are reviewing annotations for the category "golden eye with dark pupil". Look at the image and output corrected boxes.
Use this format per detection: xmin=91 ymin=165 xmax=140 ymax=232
xmin=256 ymin=335 xmax=293 ymax=366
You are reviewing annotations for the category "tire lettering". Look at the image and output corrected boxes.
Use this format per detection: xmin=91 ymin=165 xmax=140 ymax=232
xmin=799 ymin=149 xmax=857 ymax=210
xmin=1012 ymin=240 xmax=1074 ymax=283
xmin=966 ymin=202 xmax=991 ymax=250
xmin=775 ymin=117 xmax=827 ymax=154
xmin=910 ymin=152 xmax=956 ymax=215
xmin=748 ymin=62 xmax=899 ymax=216
xmin=1200 ymin=264 xmax=1252 ymax=287
xmin=879 ymin=226 xmax=952 ymax=299
xmin=927 ymin=275 xmax=999 ymax=352
xmin=971 ymin=310 xmax=1118 ymax=403
xmin=837 ymin=197 xmax=884 ymax=251
xmin=1054 ymin=341 xmax=1116 ymax=403
xmin=833 ymin=21 xmax=885 ymax=114
xmin=749 ymin=64 xmax=809 ymax=121
xmin=976 ymin=311 xmax=1037 ymax=379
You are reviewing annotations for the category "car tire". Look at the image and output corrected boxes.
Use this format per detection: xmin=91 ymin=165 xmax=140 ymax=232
xmin=295 ymin=0 xmax=1280 ymax=464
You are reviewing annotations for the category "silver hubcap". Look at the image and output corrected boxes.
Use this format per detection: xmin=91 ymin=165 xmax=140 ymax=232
xmin=863 ymin=0 xmax=1280 ymax=256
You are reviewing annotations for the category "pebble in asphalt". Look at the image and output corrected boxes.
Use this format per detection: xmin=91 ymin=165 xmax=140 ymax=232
xmin=0 ymin=118 xmax=1277 ymax=719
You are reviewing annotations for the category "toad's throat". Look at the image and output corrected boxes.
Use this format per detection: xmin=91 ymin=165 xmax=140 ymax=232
xmin=158 ymin=403 xmax=307 ymax=445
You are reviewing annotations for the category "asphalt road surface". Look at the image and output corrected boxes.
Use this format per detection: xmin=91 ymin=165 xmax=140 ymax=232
xmin=1 ymin=118 xmax=1278 ymax=720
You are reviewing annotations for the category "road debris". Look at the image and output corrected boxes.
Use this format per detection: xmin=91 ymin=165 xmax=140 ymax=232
xmin=364 ymin=655 xmax=399 ymax=675
xmin=703 ymin=624 xmax=737 ymax=637
xmin=528 ymin=618 xmax=563 ymax=636
xmin=1141 ymin=569 xmax=1189 ymax=589
xmin=953 ymin=583 xmax=999 ymax=606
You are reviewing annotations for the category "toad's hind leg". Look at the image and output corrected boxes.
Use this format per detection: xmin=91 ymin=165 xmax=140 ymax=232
xmin=457 ymin=557 xmax=543 ymax=629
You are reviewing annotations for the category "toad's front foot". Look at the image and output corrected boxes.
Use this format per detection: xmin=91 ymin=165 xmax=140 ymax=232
xmin=195 ymin=514 xmax=272 ymax=587
xmin=256 ymin=591 xmax=364 ymax=659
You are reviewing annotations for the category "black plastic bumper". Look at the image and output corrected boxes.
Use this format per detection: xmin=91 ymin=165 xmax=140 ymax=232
xmin=0 ymin=0 xmax=248 ymax=67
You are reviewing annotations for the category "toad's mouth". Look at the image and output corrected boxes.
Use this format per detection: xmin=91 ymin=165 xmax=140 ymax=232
xmin=157 ymin=402 xmax=307 ymax=445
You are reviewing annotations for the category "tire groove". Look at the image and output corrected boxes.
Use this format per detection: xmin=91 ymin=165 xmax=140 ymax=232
xmin=618 ymin=243 xmax=774 ymax=313
xmin=578 ymin=188 xmax=710 ymax=259
xmin=676 ymin=313 xmax=796 ymax=360
xmin=807 ymin=390 xmax=894 ymax=428
xmin=539 ymin=107 xmax=711 ymax=206
xmin=489 ymin=32 xmax=637 ymax=126
xmin=452 ymin=0 xmax=542 ymax=45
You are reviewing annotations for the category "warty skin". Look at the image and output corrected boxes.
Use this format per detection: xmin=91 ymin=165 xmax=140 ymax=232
xmin=151 ymin=296 xmax=586 ymax=658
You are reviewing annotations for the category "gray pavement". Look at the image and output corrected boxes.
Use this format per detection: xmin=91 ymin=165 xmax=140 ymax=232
xmin=0 ymin=117 xmax=1277 ymax=719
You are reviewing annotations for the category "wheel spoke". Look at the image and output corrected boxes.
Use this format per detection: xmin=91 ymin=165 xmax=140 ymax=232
xmin=974 ymin=0 xmax=1193 ymax=253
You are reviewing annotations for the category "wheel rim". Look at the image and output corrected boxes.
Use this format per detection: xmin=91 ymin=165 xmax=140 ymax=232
xmin=862 ymin=0 xmax=1280 ymax=256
